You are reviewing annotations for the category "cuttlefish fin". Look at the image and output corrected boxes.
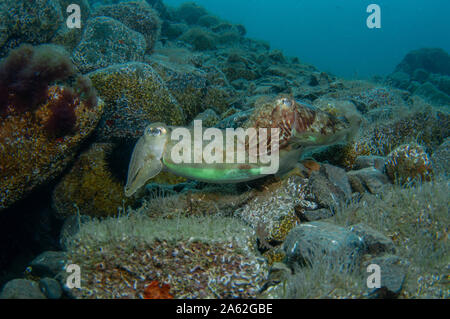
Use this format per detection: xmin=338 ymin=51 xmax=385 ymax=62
xmin=124 ymin=123 xmax=168 ymax=197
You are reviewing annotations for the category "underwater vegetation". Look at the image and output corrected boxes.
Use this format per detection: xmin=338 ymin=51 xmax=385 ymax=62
xmin=63 ymin=215 xmax=268 ymax=299
xmin=0 ymin=44 xmax=102 ymax=211
xmin=0 ymin=0 xmax=448 ymax=300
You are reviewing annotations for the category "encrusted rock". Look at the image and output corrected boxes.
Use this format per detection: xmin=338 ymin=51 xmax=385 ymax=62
xmin=89 ymin=62 xmax=185 ymax=140
xmin=0 ymin=0 xmax=64 ymax=56
xmin=51 ymin=0 xmax=92 ymax=51
xmin=72 ymin=17 xmax=146 ymax=73
xmin=52 ymin=143 xmax=132 ymax=218
xmin=93 ymin=0 xmax=161 ymax=52
xmin=0 ymin=84 xmax=103 ymax=211
xmin=385 ymin=144 xmax=433 ymax=184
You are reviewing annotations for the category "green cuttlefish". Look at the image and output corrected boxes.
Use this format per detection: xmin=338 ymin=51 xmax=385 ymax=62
xmin=124 ymin=96 xmax=360 ymax=197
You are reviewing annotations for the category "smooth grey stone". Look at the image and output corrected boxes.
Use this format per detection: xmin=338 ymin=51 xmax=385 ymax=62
xmin=365 ymin=255 xmax=409 ymax=298
xmin=350 ymin=223 xmax=396 ymax=255
xmin=39 ymin=277 xmax=62 ymax=299
xmin=29 ymin=251 xmax=67 ymax=278
xmin=283 ymin=221 xmax=365 ymax=270
xmin=0 ymin=279 xmax=46 ymax=299
xmin=347 ymin=167 xmax=390 ymax=194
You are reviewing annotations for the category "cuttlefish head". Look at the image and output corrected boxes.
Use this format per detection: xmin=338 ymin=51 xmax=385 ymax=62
xmin=124 ymin=123 xmax=169 ymax=197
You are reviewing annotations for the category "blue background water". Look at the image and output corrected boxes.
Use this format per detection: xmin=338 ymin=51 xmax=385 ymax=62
xmin=164 ymin=0 xmax=450 ymax=79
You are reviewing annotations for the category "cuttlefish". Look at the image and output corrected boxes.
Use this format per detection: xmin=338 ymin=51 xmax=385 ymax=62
xmin=124 ymin=96 xmax=360 ymax=197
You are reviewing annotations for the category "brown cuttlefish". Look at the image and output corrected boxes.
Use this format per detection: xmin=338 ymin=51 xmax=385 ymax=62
xmin=124 ymin=96 xmax=360 ymax=197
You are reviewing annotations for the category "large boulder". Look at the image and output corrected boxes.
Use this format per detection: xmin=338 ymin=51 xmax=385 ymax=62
xmin=93 ymin=1 xmax=161 ymax=52
xmin=89 ymin=62 xmax=185 ymax=141
xmin=72 ymin=17 xmax=146 ymax=73
xmin=395 ymin=48 xmax=450 ymax=76
xmin=0 ymin=0 xmax=64 ymax=56
xmin=0 ymin=279 xmax=46 ymax=299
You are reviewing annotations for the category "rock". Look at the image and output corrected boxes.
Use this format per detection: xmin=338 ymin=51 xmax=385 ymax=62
xmin=414 ymin=82 xmax=450 ymax=105
xmin=148 ymin=55 xmax=233 ymax=120
xmin=354 ymin=155 xmax=386 ymax=172
xmin=216 ymin=109 xmax=254 ymax=129
xmin=93 ymin=0 xmax=161 ymax=52
xmin=297 ymin=208 xmax=334 ymax=222
xmin=52 ymin=143 xmax=133 ymax=218
xmin=0 ymin=82 xmax=103 ymax=211
xmin=0 ymin=0 xmax=64 ymax=56
xmin=320 ymin=164 xmax=352 ymax=199
xmin=174 ymin=2 xmax=208 ymax=25
xmin=89 ymin=62 xmax=185 ymax=140
xmin=191 ymin=109 xmax=220 ymax=127
xmin=179 ymin=27 xmax=217 ymax=51
xmin=283 ymin=221 xmax=365 ymax=270
xmin=29 ymin=251 xmax=67 ymax=277
xmin=39 ymin=277 xmax=62 ymax=299
xmin=0 ymin=279 xmax=46 ymax=299
xmin=395 ymin=48 xmax=450 ymax=76
xmin=51 ymin=0 xmax=92 ymax=51
xmin=385 ymin=144 xmax=433 ymax=184
xmin=161 ymin=22 xmax=188 ymax=39
xmin=412 ymin=68 xmax=430 ymax=83
xmin=146 ymin=0 xmax=170 ymax=20
xmin=386 ymin=71 xmax=411 ymax=90
xmin=197 ymin=15 xmax=222 ymax=28
xmin=347 ymin=167 xmax=390 ymax=194
xmin=307 ymin=169 xmax=350 ymax=209
xmin=72 ymin=17 xmax=146 ymax=73
xmin=350 ymin=223 xmax=396 ymax=255
xmin=350 ymin=87 xmax=406 ymax=111
xmin=429 ymin=74 xmax=450 ymax=95
xmin=431 ymin=138 xmax=450 ymax=176
xmin=407 ymin=80 xmax=421 ymax=93
xmin=236 ymin=176 xmax=316 ymax=244
xmin=365 ymin=255 xmax=409 ymax=298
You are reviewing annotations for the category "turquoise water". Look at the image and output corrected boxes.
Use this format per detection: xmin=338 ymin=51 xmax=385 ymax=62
xmin=165 ymin=0 xmax=450 ymax=78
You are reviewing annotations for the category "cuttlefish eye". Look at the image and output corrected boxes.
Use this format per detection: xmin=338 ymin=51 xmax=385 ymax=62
xmin=280 ymin=98 xmax=292 ymax=107
xmin=146 ymin=126 xmax=167 ymax=136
